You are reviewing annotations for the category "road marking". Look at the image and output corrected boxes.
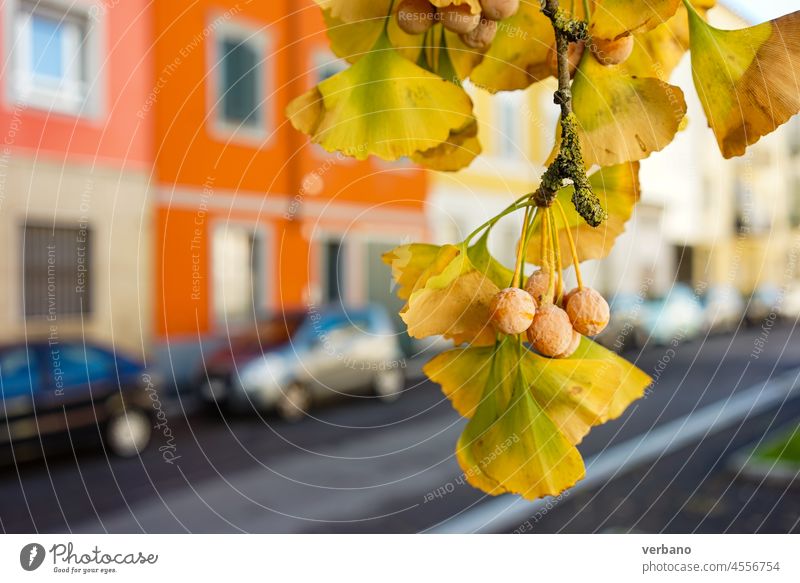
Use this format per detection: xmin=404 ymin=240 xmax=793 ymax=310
xmin=427 ymin=367 xmax=800 ymax=534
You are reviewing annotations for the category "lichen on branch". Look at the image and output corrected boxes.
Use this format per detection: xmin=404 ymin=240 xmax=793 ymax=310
xmin=534 ymin=0 xmax=606 ymax=228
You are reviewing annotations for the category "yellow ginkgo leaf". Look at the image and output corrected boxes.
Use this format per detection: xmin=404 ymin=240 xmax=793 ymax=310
xmin=381 ymin=243 xmax=443 ymax=301
xmin=526 ymin=163 xmax=640 ymax=267
xmin=314 ymin=0 xmax=390 ymax=23
xmin=468 ymin=1 xmax=556 ymax=92
xmin=571 ymin=51 xmax=687 ymax=167
xmin=286 ymin=32 xmax=475 ymax=162
xmin=423 ymin=345 xmax=495 ymax=418
xmin=523 ymin=338 xmax=651 ymax=445
xmin=591 ymin=0 xmax=680 ymax=40
xmin=457 ymin=339 xmax=586 ymax=500
xmin=621 ymin=1 xmax=715 ymax=80
xmin=411 ymin=118 xmax=482 ymax=171
xmin=444 ymin=30 xmax=486 ymax=81
xmin=401 ymin=245 xmax=499 ymax=346
xmin=688 ymin=8 xmax=800 ymax=158
xmin=429 ymin=0 xmax=482 ymax=14
xmin=322 ymin=4 xmax=424 ymax=64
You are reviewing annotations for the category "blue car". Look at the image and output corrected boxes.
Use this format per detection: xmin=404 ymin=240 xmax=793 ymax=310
xmin=198 ymin=305 xmax=406 ymax=420
xmin=0 ymin=341 xmax=154 ymax=458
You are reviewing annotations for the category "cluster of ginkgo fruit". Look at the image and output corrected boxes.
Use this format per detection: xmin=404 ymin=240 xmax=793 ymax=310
xmin=486 ymin=203 xmax=611 ymax=358
xmin=396 ymin=0 xmax=520 ymax=50
xmin=490 ymin=277 xmax=610 ymax=358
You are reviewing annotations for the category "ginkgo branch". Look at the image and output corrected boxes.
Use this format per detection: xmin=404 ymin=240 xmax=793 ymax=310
xmin=534 ymin=0 xmax=606 ymax=228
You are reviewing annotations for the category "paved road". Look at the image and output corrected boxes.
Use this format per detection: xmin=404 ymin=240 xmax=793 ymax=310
xmin=1 ymin=323 xmax=799 ymax=533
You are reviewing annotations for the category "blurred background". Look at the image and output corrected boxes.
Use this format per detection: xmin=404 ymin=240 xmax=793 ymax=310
xmin=0 ymin=0 xmax=798 ymax=534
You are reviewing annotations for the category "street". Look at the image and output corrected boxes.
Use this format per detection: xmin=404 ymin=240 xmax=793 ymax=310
xmin=1 ymin=323 xmax=799 ymax=534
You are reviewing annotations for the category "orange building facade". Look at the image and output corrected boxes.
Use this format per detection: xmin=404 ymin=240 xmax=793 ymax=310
xmin=152 ymin=1 xmax=428 ymax=382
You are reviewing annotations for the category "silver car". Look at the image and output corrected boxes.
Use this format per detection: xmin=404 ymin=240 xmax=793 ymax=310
xmin=198 ymin=306 xmax=406 ymax=420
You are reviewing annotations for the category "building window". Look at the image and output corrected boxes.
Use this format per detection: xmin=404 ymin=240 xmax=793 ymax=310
xmin=212 ymin=224 xmax=265 ymax=323
xmin=22 ymin=224 xmax=91 ymax=319
xmin=323 ymin=239 xmax=345 ymax=303
xmin=212 ymin=20 xmax=269 ymax=139
xmin=790 ymin=176 xmax=800 ymax=229
xmin=496 ymin=91 xmax=526 ymax=160
xmin=313 ymin=50 xmax=346 ymax=84
xmin=11 ymin=0 xmax=93 ymax=114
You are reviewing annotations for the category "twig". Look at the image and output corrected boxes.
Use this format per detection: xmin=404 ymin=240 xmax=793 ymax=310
xmin=534 ymin=0 xmax=606 ymax=228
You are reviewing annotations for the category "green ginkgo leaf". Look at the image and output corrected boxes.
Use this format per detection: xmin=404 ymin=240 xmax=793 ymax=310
xmin=286 ymin=32 xmax=475 ymax=163
xmin=456 ymin=339 xmax=586 ymax=500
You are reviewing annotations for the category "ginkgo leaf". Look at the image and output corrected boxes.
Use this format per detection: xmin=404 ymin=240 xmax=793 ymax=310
xmin=411 ymin=43 xmax=483 ymax=170
xmin=456 ymin=339 xmax=586 ymax=500
xmin=382 ymin=243 xmax=443 ymax=301
xmin=523 ymin=338 xmax=652 ymax=444
xmin=687 ymin=7 xmax=800 ymax=158
xmin=467 ymin=231 xmax=515 ymax=289
xmin=412 ymin=118 xmax=482 ymax=171
xmin=444 ymin=30 xmax=486 ymax=80
xmin=322 ymin=3 xmax=424 ymax=64
xmin=286 ymin=32 xmax=475 ymax=162
xmin=526 ymin=163 xmax=640 ymax=267
xmin=400 ymin=244 xmax=498 ymax=346
xmin=591 ymin=0 xmax=680 ymax=40
xmin=571 ymin=51 xmax=687 ymax=167
xmin=621 ymin=1 xmax=715 ymax=80
xmin=314 ymin=0 xmax=390 ymax=23
xmin=423 ymin=344 xmax=495 ymax=417
xmin=468 ymin=1 xmax=556 ymax=92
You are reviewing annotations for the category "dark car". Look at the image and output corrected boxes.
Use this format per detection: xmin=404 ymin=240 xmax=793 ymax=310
xmin=0 ymin=340 xmax=154 ymax=459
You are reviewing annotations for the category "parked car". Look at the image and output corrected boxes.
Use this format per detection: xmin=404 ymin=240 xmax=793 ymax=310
xmin=595 ymin=292 xmax=644 ymax=351
xmin=198 ymin=305 xmax=406 ymax=420
xmin=703 ymin=284 xmax=745 ymax=334
xmin=636 ymin=284 xmax=704 ymax=346
xmin=746 ymin=284 xmax=781 ymax=325
xmin=778 ymin=282 xmax=800 ymax=321
xmin=0 ymin=341 xmax=154 ymax=459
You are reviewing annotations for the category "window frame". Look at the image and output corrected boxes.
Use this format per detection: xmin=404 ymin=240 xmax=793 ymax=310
xmin=20 ymin=222 xmax=92 ymax=321
xmin=208 ymin=15 xmax=273 ymax=145
xmin=4 ymin=0 xmax=103 ymax=117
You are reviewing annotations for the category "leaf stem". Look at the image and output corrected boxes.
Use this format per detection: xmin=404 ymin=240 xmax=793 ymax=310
xmin=511 ymin=206 xmax=531 ymax=287
xmin=464 ymin=193 xmax=537 ymax=245
xmin=555 ymin=198 xmax=584 ymax=289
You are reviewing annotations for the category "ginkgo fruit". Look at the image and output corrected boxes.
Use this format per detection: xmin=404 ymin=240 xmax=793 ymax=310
xmin=397 ymin=0 xmax=436 ymax=35
xmin=460 ymin=18 xmax=498 ymax=50
xmin=439 ymin=4 xmax=481 ymax=34
xmin=490 ymin=287 xmax=537 ymax=335
xmin=527 ymin=303 xmax=573 ymax=358
xmin=556 ymin=330 xmax=582 ymax=359
xmin=566 ymin=287 xmax=610 ymax=336
xmin=562 ymin=287 xmax=579 ymax=311
xmin=590 ymin=35 xmax=635 ymax=66
xmin=480 ymin=0 xmax=520 ymax=21
xmin=524 ymin=270 xmax=551 ymax=305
